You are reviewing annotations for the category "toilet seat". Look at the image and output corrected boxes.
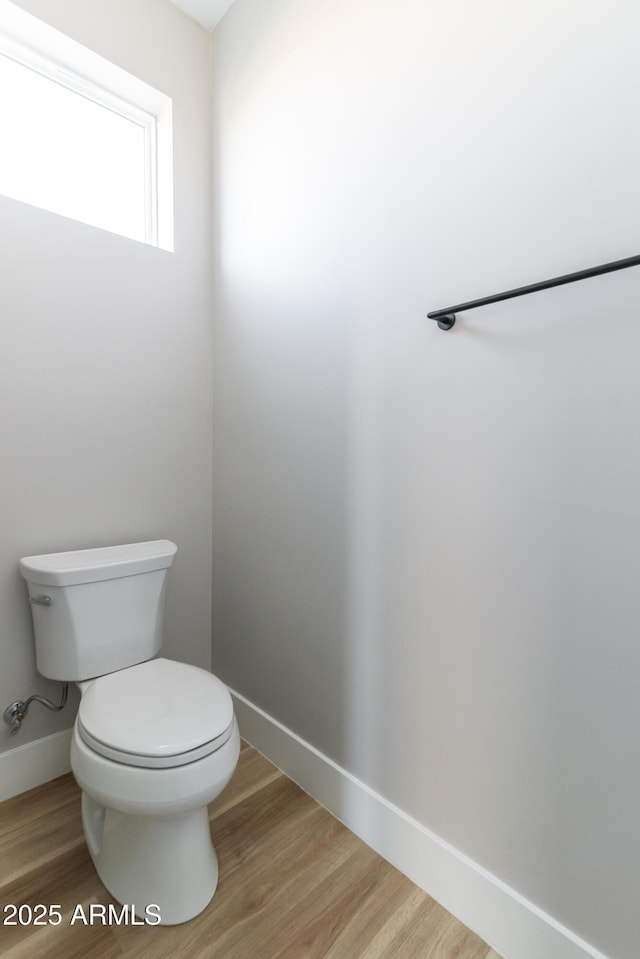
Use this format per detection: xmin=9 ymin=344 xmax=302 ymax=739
xmin=77 ymin=658 xmax=234 ymax=769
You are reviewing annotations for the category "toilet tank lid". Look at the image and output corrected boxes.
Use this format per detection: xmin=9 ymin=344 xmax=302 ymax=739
xmin=19 ymin=540 xmax=177 ymax=587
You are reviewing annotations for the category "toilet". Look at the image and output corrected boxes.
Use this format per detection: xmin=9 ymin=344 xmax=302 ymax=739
xmin=19 ymin=539 xmax=239 ymax=926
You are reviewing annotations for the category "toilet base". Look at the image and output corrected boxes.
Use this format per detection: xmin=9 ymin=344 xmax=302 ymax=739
xmin=82 ymin=793 xmax=218 ymax=925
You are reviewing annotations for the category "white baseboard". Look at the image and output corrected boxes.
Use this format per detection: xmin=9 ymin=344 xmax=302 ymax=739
xmin=230 ymin=690 xmax=611 ymax=959
xmin=0 ymin=729 xmax=72 ymax=802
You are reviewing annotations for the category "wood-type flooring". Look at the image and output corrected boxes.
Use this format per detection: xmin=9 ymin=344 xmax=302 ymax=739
xmin=0 ymin=740 xmax=503 ymax=959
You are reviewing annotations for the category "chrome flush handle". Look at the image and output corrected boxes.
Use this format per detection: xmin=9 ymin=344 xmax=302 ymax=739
xmin=29 ymin=594 xmax=52 ymax=606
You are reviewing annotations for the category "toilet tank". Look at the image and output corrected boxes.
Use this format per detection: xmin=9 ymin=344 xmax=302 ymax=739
xmin=19 ymin=540 xmax=178 ymax=681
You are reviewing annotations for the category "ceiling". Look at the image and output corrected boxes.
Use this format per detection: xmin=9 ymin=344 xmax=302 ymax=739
xmin=168 ymin=0 xmax=235 ymax=32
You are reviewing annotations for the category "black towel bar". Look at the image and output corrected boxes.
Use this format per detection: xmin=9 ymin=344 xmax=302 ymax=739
xmin=427 ymin=253 xmax=640 ymax=330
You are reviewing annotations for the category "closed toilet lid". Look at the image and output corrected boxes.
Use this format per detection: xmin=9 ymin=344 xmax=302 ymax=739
xmin=77 ymin=658 xmax=234 ymax=768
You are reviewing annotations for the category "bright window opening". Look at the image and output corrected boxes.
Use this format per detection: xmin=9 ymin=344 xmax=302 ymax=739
xmin=0 ymin=2 xmax=173 ymax=250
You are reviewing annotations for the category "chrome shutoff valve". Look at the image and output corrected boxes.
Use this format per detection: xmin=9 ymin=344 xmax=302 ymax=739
xmin=2 ymin=684 xmax=69 ymax=735
xmin=3 ymin=702 xmax=27 ymax=735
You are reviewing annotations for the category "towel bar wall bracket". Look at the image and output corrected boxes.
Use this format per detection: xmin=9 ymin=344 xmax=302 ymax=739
xmin=436 ymin=314 xmax=456 ymax=331
xmin=427 ymin=253 xmax=640 ymax=330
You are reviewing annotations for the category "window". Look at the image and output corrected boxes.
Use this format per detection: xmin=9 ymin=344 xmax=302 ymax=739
xmin=0 ymin=1 xmax=173 ymax=250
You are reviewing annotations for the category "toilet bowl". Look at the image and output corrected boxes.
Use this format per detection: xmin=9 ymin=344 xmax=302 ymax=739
xmin=72 ymin=722 xmax=240 ymax=925
xmin=70 ymin=657 xmax=240 ymax=925
xmin=19 ymin=540 xmax=239 ymax=925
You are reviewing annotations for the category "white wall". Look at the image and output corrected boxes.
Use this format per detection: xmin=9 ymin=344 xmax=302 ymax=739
xmin=0 ymin=0 xmax=213 ymax=750
xmin=211 ymin=2 xmax=640 ymax=958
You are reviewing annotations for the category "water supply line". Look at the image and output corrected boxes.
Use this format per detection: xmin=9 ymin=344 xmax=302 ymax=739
xmin=3 ymin=683 xmax=69 ymax=735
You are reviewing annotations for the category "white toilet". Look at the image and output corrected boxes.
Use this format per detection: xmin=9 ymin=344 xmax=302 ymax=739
xmin=19 ymin=539 xmax=240 ymax=926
